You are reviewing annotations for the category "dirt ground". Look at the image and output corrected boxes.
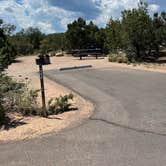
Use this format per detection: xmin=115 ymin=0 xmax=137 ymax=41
xmin=1 ymin=55 xmax=166 ymax=142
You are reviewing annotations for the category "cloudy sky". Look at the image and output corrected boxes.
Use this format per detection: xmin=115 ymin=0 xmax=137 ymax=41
xmin=0 ymin=0 xmax=165 ymax=34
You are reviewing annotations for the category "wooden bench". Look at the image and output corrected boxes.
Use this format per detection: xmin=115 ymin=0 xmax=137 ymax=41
xmin=72 ymin=49 xmax=103 ymax=60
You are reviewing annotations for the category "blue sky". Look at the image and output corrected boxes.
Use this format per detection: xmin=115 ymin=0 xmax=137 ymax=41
xmin=0 ymin=0 xmax=165 ymax=34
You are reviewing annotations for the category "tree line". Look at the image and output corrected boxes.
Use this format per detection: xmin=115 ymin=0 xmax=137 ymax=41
xmin=105 ymin=2 xmax=166 ymax=61
xmin=0 ymin=2 xmax=166 ymax=69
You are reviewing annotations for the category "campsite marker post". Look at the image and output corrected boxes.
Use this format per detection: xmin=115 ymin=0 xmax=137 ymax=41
xmin=36 ymin=54 xmax=51 ymax=116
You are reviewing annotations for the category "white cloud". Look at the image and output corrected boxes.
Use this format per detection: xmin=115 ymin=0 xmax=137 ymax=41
xmin=37 ymin=22 xmax=55 ymax=34
xmin=148 ymin=4 xmax=160 ymax=13
xmin=32 ymin=6 xmax=79 ymax=30
xmin=0 ymin=0 xmax=33 ymax=28
xmin=93 ymin=0 xmax=139 ymax=26
xmin=0 ymin=0 xmax=78 ymax=33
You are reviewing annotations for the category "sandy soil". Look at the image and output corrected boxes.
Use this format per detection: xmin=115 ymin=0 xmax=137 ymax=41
xmin=1 ymin=55 xmax=165 ymax=142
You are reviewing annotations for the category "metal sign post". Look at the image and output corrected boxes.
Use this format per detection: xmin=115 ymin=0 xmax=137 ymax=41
xmin=36 ymin=54 xmax=51 ymax=117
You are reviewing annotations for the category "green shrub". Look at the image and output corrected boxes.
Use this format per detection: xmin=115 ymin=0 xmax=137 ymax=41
xmin=131 ymin=58 xmax=136 ymax=64
xmin=3 ymin=88 xmax=39 ymax=116
xmin=15 ymin=89 xmax=39 ymax=116
xmin=122 ymin=56 xmax=128 ymax=63
xmin=0 ymin=73 xmax=39 ymax=116
xmin=108 ymin=54 xmax=117 ymax=62
xmin=0 ymin=73 xmax=24 ymax=93
xmin=48 ymin=93 xmax=74 ymax=115
xmin=127 ymin=61 xmax=131 ymax=65
xmin=108 ymin=54 xmax=128 ymax=63
xmin=116 ymin=56 xmax=123 ymax=63
xmin=125 ymin=47 xmax=137 ymax=62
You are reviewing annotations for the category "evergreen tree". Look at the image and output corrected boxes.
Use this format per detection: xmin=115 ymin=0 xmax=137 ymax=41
xmin=0 ymin=19 xmax=16 ymax=70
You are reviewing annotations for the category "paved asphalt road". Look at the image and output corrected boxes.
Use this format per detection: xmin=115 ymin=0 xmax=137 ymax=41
xmin=1 ymin=67 xmax=166 ymax=166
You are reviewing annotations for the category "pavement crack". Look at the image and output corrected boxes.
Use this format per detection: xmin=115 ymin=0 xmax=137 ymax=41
xmin=90 ymin=117 xmax=166 ymax=137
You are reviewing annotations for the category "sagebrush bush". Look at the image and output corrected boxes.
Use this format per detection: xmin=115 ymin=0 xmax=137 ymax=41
xmin=48 ymin=93 xmax=74 ymax=115
xmin=116 ymin=56 xmax=123 ymax=63
xmin=4 ymin=88 xmax=39 ymax=116
xmin=0 ymin=73 xmax=24 ymax=93
xmin=15 ymin=89 xmax=39 ymax=116
xmin=108 ymin=54 xmax=128 ymax=63
xmin=0 ymin=73 xmax=39 ymax=116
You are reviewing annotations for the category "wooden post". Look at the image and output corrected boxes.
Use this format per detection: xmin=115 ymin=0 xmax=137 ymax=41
xmin=39 ymin=64 xmax=47 ymax=117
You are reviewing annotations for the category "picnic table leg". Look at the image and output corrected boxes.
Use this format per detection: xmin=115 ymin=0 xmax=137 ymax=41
xmin=96 ymin=54 xmax=98 ymax=59
xmin=80 ymin=55 xmax=82 ymax=60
